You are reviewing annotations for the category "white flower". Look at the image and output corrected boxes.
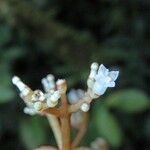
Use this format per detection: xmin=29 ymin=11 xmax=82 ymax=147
xmin=68 ymin=89 xmax=85 ymax=104
xmin=91 ymin=64 xmax=119 ymax=96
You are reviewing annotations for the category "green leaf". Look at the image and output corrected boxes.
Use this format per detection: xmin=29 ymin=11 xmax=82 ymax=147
xmin=0 ymin=86 xmax=14 ymax=103
xmin=0 ymin=25 xmax=11 ymax=46
xmin=106 ymin=89 xmax=149 ymax=113
xmin=19 ymin=117 xmax=46 ymax=150
xmin=0 ymin=74 xmax=15 ymax=103
xmin=2 ymin=47 xmax=25 ymax=62
xmin=94 ymin=105 xmax=123 ymax=147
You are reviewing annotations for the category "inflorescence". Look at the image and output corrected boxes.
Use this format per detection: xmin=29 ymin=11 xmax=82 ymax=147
xmin=12 ymin=62 xmax=119 ymax=150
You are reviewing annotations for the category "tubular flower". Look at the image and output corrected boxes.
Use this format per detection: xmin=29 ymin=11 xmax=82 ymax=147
xmin=88 ymin=63 xmax=119 ymax=97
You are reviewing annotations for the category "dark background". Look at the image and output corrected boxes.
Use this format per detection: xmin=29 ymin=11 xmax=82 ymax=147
xmin=0 ymin=0 xmax=149 ymax=150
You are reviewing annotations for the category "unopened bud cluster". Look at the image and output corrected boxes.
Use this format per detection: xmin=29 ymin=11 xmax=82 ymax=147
xmin=12 ymin=74 xmax=63 ymax=115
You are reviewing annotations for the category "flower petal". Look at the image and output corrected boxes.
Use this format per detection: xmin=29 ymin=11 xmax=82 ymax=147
xmin=98 ymin=64 xmax=109 ymax=76
xmin=92 ymin=82 xmax=107 ymax=95
xmin=108 ymin=71 xmax=119 ymax=81
xmin=107 ymin=81 xmax=115 ymax=87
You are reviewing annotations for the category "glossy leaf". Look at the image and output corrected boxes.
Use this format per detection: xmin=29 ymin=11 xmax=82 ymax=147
xmin=95 ymin=105 xmax=123 ymax=147
xmin=106 ymin=89 xmax=149 ymax=113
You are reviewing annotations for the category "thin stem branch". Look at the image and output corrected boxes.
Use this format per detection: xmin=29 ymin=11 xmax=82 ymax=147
xmin=72 ymin=112 xmax=89 ymax=148
xmin=60 ymin=94 xmax=71 ymax=150
xmin=69 ymin=96 xmax=92 ymax=113
xmin=43 ymin=108 xmax=61 ymax=117
xmin=60 ymin=115 xmax=71 ymax=150
xmin=46 ymin=114 xmax=62 ymax=149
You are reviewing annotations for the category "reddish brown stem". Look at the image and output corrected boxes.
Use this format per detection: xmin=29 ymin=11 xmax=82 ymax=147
xmin=43 ymin=108 xmax=61 ymax=117
xmin=69 ymin=97 xmax=92 ymax=113
xmin=60 ymin=114 xmax=71 ymax=150
xmin=60 ymin=94 xmax=71 ymax=150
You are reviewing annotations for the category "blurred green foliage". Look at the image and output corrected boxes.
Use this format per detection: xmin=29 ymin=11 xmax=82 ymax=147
xmin=0 ymin=0 xmax=149 ymax=150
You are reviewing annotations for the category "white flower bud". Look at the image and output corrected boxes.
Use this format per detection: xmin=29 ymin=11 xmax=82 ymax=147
xmin=12 ymin=76 xmax=20 ymax=85
xmin=68 ymin=89 xmax=85 ymax=104
xmin=41 ymin=74 xmax=56 ymax=92
xmin=23 ymin=107 xmax=36 ymax=115
xmin=80 ymin=103 xmax=90 ymax=112
xmin=89 ymin=62 xmax=99 ymax=79
xmin=56 ymin=79 xmax=65 ymax=85
xmin=22 ymin=88 xmax=30 ymax=96
xmin=41 ymin=78 xmax=49 ymax=92
xmin=31 ymin=90 xmax=45 ymax=102
xmin=47 ymin=74 xmax=55 ymax=81
xmin=12 ymin=76 xmax=27 ymax=92
xmin=91 ymin=62 xmax=99 ymax=70
xmin=34 ymin=101 xmax=42 ymax=111
xmin=68 ymin=89 xmax=79 ymax=104
xmin=51 ymin=91 xmax=61 ymax=102
xmin=56 ymin=79 xmax=67 ymax=94
xmin=46 ymin=98 xmax=58 ymax=107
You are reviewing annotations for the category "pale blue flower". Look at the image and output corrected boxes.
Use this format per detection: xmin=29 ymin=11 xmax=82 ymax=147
xmin=92 ymin=64 xmax=119 ymax=95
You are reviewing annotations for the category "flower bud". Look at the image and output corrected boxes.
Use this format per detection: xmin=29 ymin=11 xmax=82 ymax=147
xmin=56 ymin=79 xmax=67 ymax=94
xmin=23 ymin=107 xmax=36 ymax=115
xmin=80 ymin=103 xmax=90 ymax=112
xmin=89 ymin=62 xmax=99 ymax=79
xmin=46 ymin=98 xmax=58 ymax=107
xmin=51 ymin=91 xmax=61 ymax=103
xmin=31 ymin=90 xmax=45 ymax=102
xmin=34 ymin=101 xmax=43 ymax=111
xmin=12 ymin=76 xmax=26 ymax=91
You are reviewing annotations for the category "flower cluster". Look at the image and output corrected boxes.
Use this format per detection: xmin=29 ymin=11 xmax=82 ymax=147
xmin=12 ymin=74 xmax=61 ymax=115
xmin=87 ymin=63 xmax=119 ymax=98
xmin=12 ymin=63 xmax=119 ymax=115
xmin=12 ymin=62 xmax=119 ymax=150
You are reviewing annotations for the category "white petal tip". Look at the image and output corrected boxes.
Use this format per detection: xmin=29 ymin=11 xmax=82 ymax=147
xmin=91 ymin=62 xmax=99 ymax=70
xmin=56 ymin=79 xmax=65 ymax=85
xmin=47 ymin=74 xmax=55 ymax=81
xmin=80 ymin=103 xmax=90 ymax=112
xmin=12 ymin=76 xmax=20 ymax=84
